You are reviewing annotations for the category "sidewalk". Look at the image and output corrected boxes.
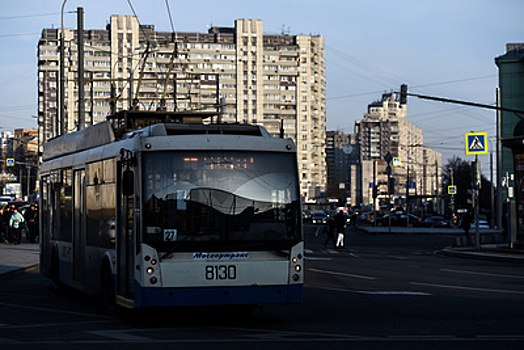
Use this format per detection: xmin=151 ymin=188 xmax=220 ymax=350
xmin=0 ymin=242 xmax=40 ymax=279
xmin=359 ymin=225 xmax=524 ymax=263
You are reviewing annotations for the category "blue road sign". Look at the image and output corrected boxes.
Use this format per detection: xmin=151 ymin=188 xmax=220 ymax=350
xmin=465 ymin=132 xmax=488 ymax=155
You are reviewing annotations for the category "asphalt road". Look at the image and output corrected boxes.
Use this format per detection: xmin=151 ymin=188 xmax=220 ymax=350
xmin=0 ymin=225 xmax=523 ymax=349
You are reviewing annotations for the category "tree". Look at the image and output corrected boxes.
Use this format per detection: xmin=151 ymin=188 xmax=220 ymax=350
xmin=441 ymin=156 xmax=493 ymax=216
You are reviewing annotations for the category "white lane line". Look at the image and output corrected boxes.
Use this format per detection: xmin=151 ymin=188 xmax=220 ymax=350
xmin=87 ymin=330 xmax=153 ymax=341
xmin=308 ymin=268 xmax=377 ymax=280
xmin=304 ymin=249 xmax=314 ymax=254
xmin=0 ymin=301 xmax=113 ymax=320
xmin=441 ymin=268 xmax=524 ymax=279
xmin=305 ymin=257 xmax=333 ymax=261
xmin=410 ymin=281 xmax=524 ymax=295
xmin=356 ymin=291 xmax=431 ymax=296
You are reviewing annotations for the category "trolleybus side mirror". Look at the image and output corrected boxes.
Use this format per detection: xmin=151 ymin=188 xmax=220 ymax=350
xmin=123 ymin=170 xmax=134 ymax=196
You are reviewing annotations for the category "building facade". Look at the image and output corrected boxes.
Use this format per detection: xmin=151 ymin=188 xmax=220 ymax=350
xmin=37 ymin=16 xmax=326 ymax=199
xmin=352 ymin=91 xmax=441 ymax=210
xmin=325 ymin=130 xmax=359 ymax=204
xmin=496 ymin=43 xmax=524 ymax=244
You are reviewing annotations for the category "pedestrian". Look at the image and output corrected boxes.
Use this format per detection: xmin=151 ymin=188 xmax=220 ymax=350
xmin=334 ymin=210 xmax=346 ymax=248
xmin=322 ymin=216 xmax=336 ymax=249
xmin=25 ymin=203 xmax=39 ymax=243
xmin=9 ymin=208 xmax=25 ymax=245
xmin=460 ymin=210 xmax=472 ymax=245
xmin=2 ymin=204 xmax=14 ymax=244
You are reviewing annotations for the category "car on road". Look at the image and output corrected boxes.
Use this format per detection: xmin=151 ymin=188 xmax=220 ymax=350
xmin=311 ymin=211 xmax=327 ymax=224
xmin=420 ymin=215 xmax=450 ymax=228
xmin=371 ymin=212 xmax=422 ymax=227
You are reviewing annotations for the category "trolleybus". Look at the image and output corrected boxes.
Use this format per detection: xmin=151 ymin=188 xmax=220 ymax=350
xmin=39 ymin=111 xmax=303 ymax=310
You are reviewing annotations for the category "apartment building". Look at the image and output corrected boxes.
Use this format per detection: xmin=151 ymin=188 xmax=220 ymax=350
xmin=352 ymin=91 xmax=441 ymax=208
xmin=325 ymin=130 xmax=359 ymax=203
xmin=37 ymin=16 xmax=326 ymax=199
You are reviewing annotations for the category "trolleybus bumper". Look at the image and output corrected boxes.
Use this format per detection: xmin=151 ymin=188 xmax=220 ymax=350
xmin=134 ymin=284 xmax=303 ymax=308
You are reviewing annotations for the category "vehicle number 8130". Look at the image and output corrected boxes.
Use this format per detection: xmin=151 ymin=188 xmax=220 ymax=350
xmin=205 ymin=265 xmax=237 ymax=280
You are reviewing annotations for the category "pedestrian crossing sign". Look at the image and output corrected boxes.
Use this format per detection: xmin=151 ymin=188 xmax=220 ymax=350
xmin=6 ymin=158 xmax=15 ymax=167
xmin=465 ymin=132 xmax=488 ymax=155
xmin=448 ymin=185 xmax=457 ymax=195
xmin=393 ymin=157 xmax=401 ymax=166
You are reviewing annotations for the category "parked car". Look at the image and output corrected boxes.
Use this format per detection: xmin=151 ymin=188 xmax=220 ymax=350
xmin=420 ymin=216 xmax=450 ymax=228
xmin=302 ymin=210 xmax=312 ymax=222
xmin=472 ymin=220 xmax=490 ymax=229
xmin=311 ymin=211 xmax=328 ymax=225
xmin=371 ymin=212 xmax=422 ymax=227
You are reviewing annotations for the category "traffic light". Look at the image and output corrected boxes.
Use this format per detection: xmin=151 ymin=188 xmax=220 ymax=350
xmin=400 ymin=84 xmax=408 ymax=105
xmin=388 ymin=177 xmax=396 ymax=194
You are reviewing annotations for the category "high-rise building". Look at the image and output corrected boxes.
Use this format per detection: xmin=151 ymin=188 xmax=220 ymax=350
xmin=352 ymin=91 xmax=441 ymax=209
xmin=325 ymin=130 xmax=359 ymax=204
xmin=37 ymin=16 xmax=326 ymax=199
xmin=496 ymin=43 xmax=524 ymax=243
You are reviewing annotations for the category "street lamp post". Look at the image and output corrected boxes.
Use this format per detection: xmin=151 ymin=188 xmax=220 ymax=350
xmin=59 ymin=0 xmax=68 ymax=136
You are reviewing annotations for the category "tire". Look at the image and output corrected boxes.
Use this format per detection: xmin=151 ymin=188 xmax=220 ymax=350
xmin=102 ymin=264 xmax=117 ymax=315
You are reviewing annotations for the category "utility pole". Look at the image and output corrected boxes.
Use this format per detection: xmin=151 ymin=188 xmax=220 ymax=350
xmin=496 ymin=88 xmax=503 ymax=230
xmin=449 ymin=167 xmax=455 ymax=224
xmin=435 ymin=159 xmax=439 ymax=214
xmin=474 ymin=156 xmax=481 ymax=250
xmin=77 ymin=7 xmax=85 ymax=130
xmin=59 ymin=0 xmax=68 ymax=136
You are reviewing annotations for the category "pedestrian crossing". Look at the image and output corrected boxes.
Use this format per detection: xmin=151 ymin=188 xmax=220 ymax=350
xmin=304 ymin=248 xmax=360 ymax=257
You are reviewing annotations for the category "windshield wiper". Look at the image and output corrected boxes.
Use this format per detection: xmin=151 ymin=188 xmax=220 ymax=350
xmin=159 ymin=235 xmax=191 ymax=261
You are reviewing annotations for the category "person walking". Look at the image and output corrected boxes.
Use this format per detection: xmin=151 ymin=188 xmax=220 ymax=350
xmin=25 ymin=203 xmax=39 ymax=243
xmin=334 ymin=210 xmax=346 ymax=248
xmin=9 ymin=208 xmax=25 ymax=245
xmin=2 ymin=204 xmax=14 ymax=244
xmin=322 ymin=216 xmax=336 ymax=249
xmin=460 ymin=210 xmax=472 ymax=245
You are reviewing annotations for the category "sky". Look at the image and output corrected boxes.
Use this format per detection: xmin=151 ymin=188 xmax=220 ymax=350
xmin=0 ymin=0 xmax=523 ymax=175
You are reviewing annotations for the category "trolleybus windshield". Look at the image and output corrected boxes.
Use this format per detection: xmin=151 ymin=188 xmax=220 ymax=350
xmin=143 ymin=151 xmax=300 ymax=252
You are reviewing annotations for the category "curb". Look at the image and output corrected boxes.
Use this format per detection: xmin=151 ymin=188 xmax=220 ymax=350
xmin=0 ymin=264 xmax=39 ymax=280
xmin=440 ymin=248 xmax=524 ymax=264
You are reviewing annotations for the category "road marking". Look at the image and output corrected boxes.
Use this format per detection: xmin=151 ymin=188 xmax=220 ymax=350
xmin=356 ymin=291 xmax=431 ymax=296
xmin=87 ymin=330 xmax=153 ymax=341
xmin=410 ymin=282 xmax=524 ymax=295
xmin=441 ymin=268 xmax=524 ymax=279
xmin=305 ymin=257 xmax=332 ymax=261
xmin=325 ymin=249 xmax=339 ymax=254
xmin=0 ymin=301 xmax=113 ymax=320
xmin=308 ymin=268 xmax=377 ymax=280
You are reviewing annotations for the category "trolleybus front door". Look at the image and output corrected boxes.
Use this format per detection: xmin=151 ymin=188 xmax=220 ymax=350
xmin=116 ymin=163 xmax=135 ymax=302
xmin=73 ymin=169 xmax=86 ymax=284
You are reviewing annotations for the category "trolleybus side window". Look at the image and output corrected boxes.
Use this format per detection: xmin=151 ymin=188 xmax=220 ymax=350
xmin=59 ymin=169 xmax=73 ymax=242
xmin=86 ymin=159 xmax=116 ymax=248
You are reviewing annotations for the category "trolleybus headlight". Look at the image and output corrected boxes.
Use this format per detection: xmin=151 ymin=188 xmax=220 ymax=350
xmin=146 ymin=267 xmax=154 ymax=274
xmin=292 ymin=274 xmax=300 ymax=282
xmin=295 ymin=265 xmax=301 ymax=272
xmin=151 ymin=259 xmax=157 ymax=265
xmin=292 ymin=257 xmax=298 ymax=263
xmin=297 ymin=254 xmax=302 ymax=260
xmin=144 ymin=255 xmax=151 ymax=262
xmin=150 ymin=277 xmax=158 ymax=284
